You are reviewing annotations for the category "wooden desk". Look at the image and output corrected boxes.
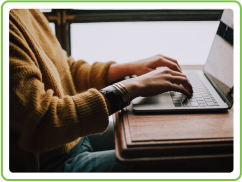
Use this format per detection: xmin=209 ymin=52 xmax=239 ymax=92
xmin=113 ymin=65 xmax=233 ymax=172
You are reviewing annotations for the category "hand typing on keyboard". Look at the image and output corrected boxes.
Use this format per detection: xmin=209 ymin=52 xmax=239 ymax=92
xmin=108 ymin=54 xmax=193 ymax=103
xmin=120 ymin=66 xmax=193 ymax=100
xmin=170 ymin=73 xmax=219 ymax=107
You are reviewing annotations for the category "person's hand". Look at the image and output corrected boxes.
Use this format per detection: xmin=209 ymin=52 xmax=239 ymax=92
xmin=120 ymin=67 xmax=193 ymax=100
xmin=107 ymin=54 xmax=182 ymax=84
xmin=130 ymin=54 xmax=182 ymax=76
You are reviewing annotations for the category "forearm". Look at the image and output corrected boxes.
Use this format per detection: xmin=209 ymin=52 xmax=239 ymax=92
xmin=107 ymin=62 xmax=134 ymax=85
xmin=70 ymin=59 xmax=116 ymax=92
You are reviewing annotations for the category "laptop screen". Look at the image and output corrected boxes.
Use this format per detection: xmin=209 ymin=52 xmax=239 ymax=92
xmin=203 ymin=9 xmax=233 ymax=107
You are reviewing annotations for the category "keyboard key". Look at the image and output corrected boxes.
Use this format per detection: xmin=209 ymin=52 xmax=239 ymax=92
xmin=202 ymin=94 xmax=210 ymax=97
xmin=188 ymin=98 xmax=197 ymax=102
xmin=207 ymin=102 xmax=215 ymax=106
xmin=198 ymin=100 xmax=206 ymax=103
xmin=203 ymin=97 xmax=211 ymax=99
xmin=190 ymin=102 xmax=199 ymax=107
xmin=199 ymin=103 xmax=207 ymax=107
xmin=200 ymin=92 xmax=208 ymax=94
xmin=205 ymin=99 xmax=213 ymax=102
xmin=196 ymin=98 xmax=205 ymax=101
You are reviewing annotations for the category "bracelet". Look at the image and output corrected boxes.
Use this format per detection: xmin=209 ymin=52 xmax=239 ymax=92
xmin=113 ymin=82 xmax=131 ymax=104
xmin=99 ymin=83 xmax=131 ymax=114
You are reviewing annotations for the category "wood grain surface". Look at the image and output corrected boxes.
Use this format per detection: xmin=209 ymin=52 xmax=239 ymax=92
xmin=127 ymin=106 xmax=233 ymax=142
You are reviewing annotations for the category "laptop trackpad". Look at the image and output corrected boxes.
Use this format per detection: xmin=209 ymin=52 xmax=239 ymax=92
xmin=132 ymin=92 xmax=174 ymax=110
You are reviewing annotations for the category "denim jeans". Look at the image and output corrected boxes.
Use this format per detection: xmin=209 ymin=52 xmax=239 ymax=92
xmin=40 ymin=121 xmax=207 ymax=172
xmin=40 ymin=137 xmax=209 ymax=172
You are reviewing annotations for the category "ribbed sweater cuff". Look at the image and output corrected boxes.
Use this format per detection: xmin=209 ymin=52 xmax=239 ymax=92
xmin=89 ymin=61 xmax=116 ymax=90
xmin=72 ymin=89 xmax=109 ymax=136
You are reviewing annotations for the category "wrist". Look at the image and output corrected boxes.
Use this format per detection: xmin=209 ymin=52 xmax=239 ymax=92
xmin=120 ymin=78 xmax=140 ymax=100
xmin=124 ymin=62 xmax=136 ymax=76
xmin=107 ymin=62 xmax=137 ymax=84
xmin=99 ymin=84 xmax=131 ymax=114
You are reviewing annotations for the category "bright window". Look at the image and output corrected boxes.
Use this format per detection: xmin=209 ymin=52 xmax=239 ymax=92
xmin=71 ymin=21 xmax=219 ymax=65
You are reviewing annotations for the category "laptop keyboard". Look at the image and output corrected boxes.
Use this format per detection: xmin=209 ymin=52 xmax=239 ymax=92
xmin=170 ymin=73 xmax=219 ymax=107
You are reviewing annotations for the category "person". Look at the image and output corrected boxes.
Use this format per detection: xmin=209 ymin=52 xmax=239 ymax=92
xmin=10 ymin=9 xmax=194 ymax=172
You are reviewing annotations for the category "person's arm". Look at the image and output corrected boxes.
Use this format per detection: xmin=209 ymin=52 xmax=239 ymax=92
xmin=67 ymin=57 xmax=116 ymax=93
xmin=120 ymin=66 xmax=193 ymax=99
xmin=102 ymin=67 xmax=193 ymax=115
xmin=103 ymin=55 xmax=193 ymax=115
xmin=107 ymin=54 xmax=183 ymax=84
xmin=10 ymin=40 xmax=109 ymax=154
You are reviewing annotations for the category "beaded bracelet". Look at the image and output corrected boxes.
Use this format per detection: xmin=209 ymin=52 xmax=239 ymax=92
xmin=99 ymin=83 xmax=131 ymax=114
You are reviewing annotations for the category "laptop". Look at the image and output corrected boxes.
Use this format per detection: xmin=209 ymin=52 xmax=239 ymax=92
xmin=132 ymin=9 xmax=234 ymax=113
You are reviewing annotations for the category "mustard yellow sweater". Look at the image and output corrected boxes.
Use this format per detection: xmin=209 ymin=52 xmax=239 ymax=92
xmin=10 ymin=9 xmax=115 ymax=172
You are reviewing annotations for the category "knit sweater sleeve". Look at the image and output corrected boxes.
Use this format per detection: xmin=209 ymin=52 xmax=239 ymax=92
xmin=10 ymin=35 xmax=109 ymax=153
xmin=67 ymin=56 xmax=116 ymax=93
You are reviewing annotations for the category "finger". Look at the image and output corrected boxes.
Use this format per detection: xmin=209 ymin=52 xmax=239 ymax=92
xmin=167 ymin=70 xmax=187 ymax=78
xmin=168 ymin=83 xmax=191 ymax=97
xmin=162 ymin=55 xmax=182 ymax=70
xmin=168 ymin=71 xmax=193 ymax=93
xmin=169 ymin=76 xmax=193 ymax=94
xmin=159 ymin=57 xmax=182 ymax=73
